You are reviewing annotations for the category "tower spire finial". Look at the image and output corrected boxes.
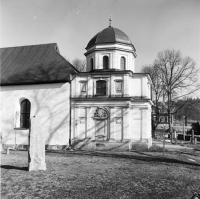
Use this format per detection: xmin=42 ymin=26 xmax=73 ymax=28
xmin=109 ymin=15 xmax=112 ymax=27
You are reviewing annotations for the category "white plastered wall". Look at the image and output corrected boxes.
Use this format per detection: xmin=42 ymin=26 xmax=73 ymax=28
xmin=130 ymin=75 xmax=151 ymax=98
xmin=130 ymin=104 xmax=152 ymax=140
xmin=72 ymin=74 xmax=152 ymax=99
xmin=0 ymin=83 xmax=70 ymax=146
xmin=72 ymin=105 xmax=151 ymax=142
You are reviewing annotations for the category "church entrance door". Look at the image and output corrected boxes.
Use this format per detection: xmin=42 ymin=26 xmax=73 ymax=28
xmin=95 ymin=120 xmax=107 ymax=141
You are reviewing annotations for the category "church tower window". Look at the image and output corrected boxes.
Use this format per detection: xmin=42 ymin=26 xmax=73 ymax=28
xmin=115 ymin=81 xmax=123 ymax=94
xmin=20 ymin=99 xmax=31 ymax=128
xmin=96 ymin=80 xmax=107 ymax=95
xmin=103 ymin=56 xmax=109 ymax=69
xmin=120 ymin=57 xmax=126 ymax=70
xmin=90 ymin=58 xmax=94 ymax=71
xmin=80 ymin=82 xmax=87 ymax=94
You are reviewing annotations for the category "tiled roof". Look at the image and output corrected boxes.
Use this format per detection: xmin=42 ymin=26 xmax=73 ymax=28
xmin=86 ymin=26 xmax=135 ymax=50
xmin=0 ymin=43 xmax=78 ymax=85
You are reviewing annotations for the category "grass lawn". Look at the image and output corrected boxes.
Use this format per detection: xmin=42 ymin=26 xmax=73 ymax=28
xmin=1 ymin=150 xmax=200 ymax=199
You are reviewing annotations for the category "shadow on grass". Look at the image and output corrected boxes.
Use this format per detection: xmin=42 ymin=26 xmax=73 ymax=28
xmin=1 ymin=165 xmax=28 ymax=171
xmin=46 ymin=150 xmax=200 ymax=167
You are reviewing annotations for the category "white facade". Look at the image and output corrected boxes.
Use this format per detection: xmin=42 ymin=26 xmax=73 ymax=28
xmin=70 ymin=71 xmax=152 ymax=151
xmin=1 ymin=83 xmax=70 ymax=148
xmin=70 ymin=27 xmax=153 ymax=150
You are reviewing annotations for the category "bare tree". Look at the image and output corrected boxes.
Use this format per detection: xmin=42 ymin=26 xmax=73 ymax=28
xmin=154 ymin=49 xmax=200 ymax=137
xmin=72 ymin=58 xmax=86 ymax=72
xmin=142 ymin=64 xmax=166 ymax=137
xmin=174 ymin=98 xmax=200 ymax=124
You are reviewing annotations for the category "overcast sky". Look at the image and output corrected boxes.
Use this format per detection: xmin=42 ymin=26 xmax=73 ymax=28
xmin=1 ymin=0 xmax=200 ymax=96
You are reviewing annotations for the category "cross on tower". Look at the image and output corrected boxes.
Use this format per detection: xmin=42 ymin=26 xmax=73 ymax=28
xmin=109 ymin=16 xmax=112 ymax=27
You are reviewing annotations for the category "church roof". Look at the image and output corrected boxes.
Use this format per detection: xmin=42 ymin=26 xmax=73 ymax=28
xmin=86 ymin=26 xmax=134 ymax=49
xmin=0 ymin=43 xmax=78 ymax=86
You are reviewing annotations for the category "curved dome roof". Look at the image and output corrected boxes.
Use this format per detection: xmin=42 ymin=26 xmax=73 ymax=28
xmin=86 ymin=26 xmax=134 ymax=49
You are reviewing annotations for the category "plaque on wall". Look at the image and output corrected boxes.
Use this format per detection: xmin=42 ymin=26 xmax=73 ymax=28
xmin=115 ymin=117 xmax=122 ymax=124
xmin=79 ymin=117 xmax=85 ymax=124
xmin=93 ymin=107 xmax=109 ymax=120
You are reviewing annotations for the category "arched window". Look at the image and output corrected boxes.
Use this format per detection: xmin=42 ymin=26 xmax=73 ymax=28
xmin=103 ymin=56 xmax=109 ymax=69
xmin=96 ymin=80 xmax=107 ymax=95
xmin=90 ymin=58 xmax=94 ymax=71
xmin=20 ymin=99 xmax=31 ymax=128
xmin=120 ymin=57 xmax=126 ymax=70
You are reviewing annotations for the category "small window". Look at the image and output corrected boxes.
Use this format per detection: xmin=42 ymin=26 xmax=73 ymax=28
xmin=96 ymin=80 xmax=107 ymax=95
xmin=115 ymin=81 xmax=123 ymax=94
xmin=20 ymin=99 xmax=31 ymax=128
xmin=90 ymin=58 xmax=94 ymax=71
xmin=103 ymin=56 xmax=109 ymax=69
xmin=120 ymin=57 xmax=126 ymax=70
xmin=80 ymin=82 xmax=87 ymax=94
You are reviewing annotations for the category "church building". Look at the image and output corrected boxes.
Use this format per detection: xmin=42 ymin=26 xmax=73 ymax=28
xmin=0 ymin=23 xmax=153 ymax=151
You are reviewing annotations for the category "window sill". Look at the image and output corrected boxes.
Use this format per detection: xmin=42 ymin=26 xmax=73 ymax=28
xmin=14 ymin=128 xmax=29 ymax=130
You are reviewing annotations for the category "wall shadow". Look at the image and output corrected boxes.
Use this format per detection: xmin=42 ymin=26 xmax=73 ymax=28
xmin=46 ymin=150 xmax=200 ymax=167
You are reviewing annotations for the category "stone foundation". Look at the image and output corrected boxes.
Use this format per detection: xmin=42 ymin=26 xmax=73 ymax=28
xmin=2 ymin=139 xmax=152 ymax=152
xmin=72 ymin=138 xmax=152 ymax=151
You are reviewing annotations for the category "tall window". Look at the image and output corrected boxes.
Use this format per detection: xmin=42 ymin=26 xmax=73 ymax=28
xmin=96 ymin=80 xmax=107 ymax=95
xmin=20 ymin=99 xmax=31 ymax=128
xmin=103 ymin=56 xmax=109 ymax=69
xmin=120 ymin=57 xmax=126 ymax=70
xmin=90 ymin=58 xmax=94 ymax=71
xmin=115 ymin=81 xmax=123 ymax=94
xmin=80 ymin=82 xmax=87 ymax=94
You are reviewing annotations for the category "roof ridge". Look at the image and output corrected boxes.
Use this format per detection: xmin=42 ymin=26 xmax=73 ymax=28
xmin=0 ymin=43 xmax=57 ymax=49
xmin=112 ymin=26 xmax=116 ymax=42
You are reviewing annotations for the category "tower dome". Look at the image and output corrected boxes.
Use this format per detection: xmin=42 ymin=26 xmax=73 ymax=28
xmin=85 ymin=25 xmax=136 ymax=72
xmin=86 ymin=26 xmax=135 ymax=50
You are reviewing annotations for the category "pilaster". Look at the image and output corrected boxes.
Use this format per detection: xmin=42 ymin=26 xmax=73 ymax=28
xmin=111 ymin=75 xmax=115 ymax=97
xmin=74 ymin=108 xmax=79 ymax=138
xmin=142 ymin=76 xmax=147 ymax=98
xmin=110 ymin=108 xmax=115 ymax=140
xmin=123 ymin=74 xmax=129 ymax=97
xmin=87 ymin=76 xmax=92 ymax=97
xmin=86 ymin=107 xmax=92 ymax=138
xmin=123 ymin=108 xmax=129 ymax=139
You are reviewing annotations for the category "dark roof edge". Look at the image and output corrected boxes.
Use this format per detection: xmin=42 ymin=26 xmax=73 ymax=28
xmin=84 ymin=46 xmax=137 ymax=58
xmin=113 ymin=27 xmax=116 ymax=43
xmin=0 ymin=43 xmax=57 ymax=49
xmin=54 ymin=49 xmax=79 ymax=74
xmin=85 ymin=41 xmax=136 ymax=51
xmin=0 ymin=80 xmax=69 ymax=86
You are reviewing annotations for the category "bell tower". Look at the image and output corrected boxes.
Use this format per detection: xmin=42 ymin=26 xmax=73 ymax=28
xmin=84 ymin=23 xmax=137 ymax=72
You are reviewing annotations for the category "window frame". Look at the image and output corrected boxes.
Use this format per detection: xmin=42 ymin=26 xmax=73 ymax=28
xmin=103 ymin=56 xmax=109 ymax=69
xmin=90 ymin=58 xmax=94 ymax=71
xmin=79 ymin=81 xmax=87 ymax=95
xmin=20 ymin=99 xmax=31 ymax=129
xmin=120 ymin=56 xmax=126 ymax=70
xmin=96 ymin=80 xmax=107 ymax=96
xmin=115 ymin=80 xmax=123 ymax=95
